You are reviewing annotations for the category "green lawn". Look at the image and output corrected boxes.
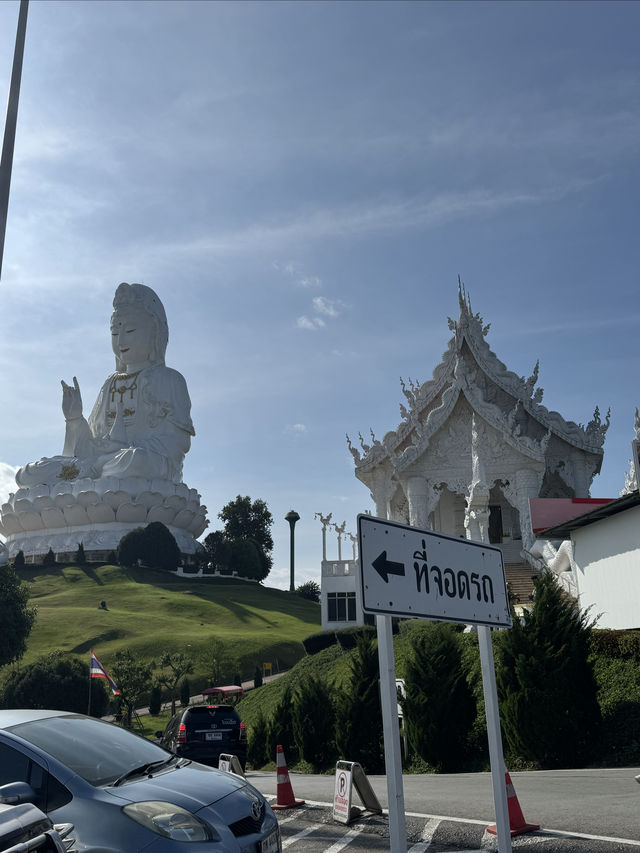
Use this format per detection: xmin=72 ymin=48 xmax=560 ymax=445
xmin=12 ymin=564 xmax=321 ymax=690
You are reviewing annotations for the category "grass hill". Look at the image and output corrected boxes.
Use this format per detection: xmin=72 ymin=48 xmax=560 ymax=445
xmin=10 ymin=564 xmax=321 ymax=690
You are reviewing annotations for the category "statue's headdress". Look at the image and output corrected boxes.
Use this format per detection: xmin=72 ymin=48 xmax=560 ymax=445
xmin=112 ymin=282 xmax=169 ymax=371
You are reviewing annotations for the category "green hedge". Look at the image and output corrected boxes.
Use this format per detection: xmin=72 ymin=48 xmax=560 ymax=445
xmin=335 ymin=625 xmax=376 ymax=650
xmin=302 ymin=631 xmax=337 ymax=655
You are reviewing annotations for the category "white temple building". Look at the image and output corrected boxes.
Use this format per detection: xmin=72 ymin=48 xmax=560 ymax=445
xmin=320 ymin=285 xmax=610 ymax=627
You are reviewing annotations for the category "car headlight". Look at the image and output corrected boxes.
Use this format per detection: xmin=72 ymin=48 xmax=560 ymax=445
xmin=123 ymin=801 xmax=220 ymax=842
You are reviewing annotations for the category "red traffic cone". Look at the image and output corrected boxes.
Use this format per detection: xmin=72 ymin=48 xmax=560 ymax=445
xmin=271 ymin=745 xmax=305 ymax=810
xmin=487 ymin=771 xmax=540 ymax=837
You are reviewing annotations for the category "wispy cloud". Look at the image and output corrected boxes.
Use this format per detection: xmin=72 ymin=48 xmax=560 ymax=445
xmin=274 ymin=261 xmax=323 ymax=289
xmin=296 ymin=315 xmax=325 ymax=330
xmin=147 ymin=181 xmax=595 ymax=262
xmin=312 ymin=296 xmax=342 ymax=318
xmin=284 ymin=423 xmax=308 ymax=436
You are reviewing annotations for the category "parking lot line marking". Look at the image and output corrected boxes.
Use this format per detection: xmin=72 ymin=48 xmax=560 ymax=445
xmin=407 ymin=817 xmax=443 ymax=851
xmin=281 ymin=823 xmax=324 ymax=848
xmin=323 ymin=824 xmax=367 ymax=853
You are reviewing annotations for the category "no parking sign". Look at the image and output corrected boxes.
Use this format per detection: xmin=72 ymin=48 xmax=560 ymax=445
xmin=333 ymin=760 xmax=381 ymax=825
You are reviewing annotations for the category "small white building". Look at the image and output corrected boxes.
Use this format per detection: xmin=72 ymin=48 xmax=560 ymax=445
xmin=316 ymin=513 xmax=366 ymax=631
xmin=532 ymin=491 xmax=640 ymax=629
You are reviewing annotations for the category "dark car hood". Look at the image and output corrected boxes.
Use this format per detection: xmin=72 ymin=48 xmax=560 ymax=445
xmin=105 ymin=761 xmax=246 ymax=809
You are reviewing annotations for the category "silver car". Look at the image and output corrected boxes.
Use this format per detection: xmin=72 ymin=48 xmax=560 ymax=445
xmin=0 ymin=710 xmax=281 ymax=852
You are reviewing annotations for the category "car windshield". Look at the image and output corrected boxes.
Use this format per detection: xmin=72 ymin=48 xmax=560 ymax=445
xmin=8 ymin=715 xmax=170 ymax=787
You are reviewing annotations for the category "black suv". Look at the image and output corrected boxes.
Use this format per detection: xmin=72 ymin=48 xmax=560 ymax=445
xmin=157 ymin=705 xmax=247 ymax=770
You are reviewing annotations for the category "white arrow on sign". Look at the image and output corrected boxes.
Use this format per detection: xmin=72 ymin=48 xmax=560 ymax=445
xmin=358 ymin=514 xmax=512 ymax=628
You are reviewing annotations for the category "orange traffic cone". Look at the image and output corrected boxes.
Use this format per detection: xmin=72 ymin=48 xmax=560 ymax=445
xmin=487 ymin=770 xmax=540 ymax=837
xmin=271 ymin=745 xmax=305 ymax=810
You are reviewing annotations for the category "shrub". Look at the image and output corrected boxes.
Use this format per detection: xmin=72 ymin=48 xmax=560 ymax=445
xmin=335 ymin=634 xmax=384 ymax=773
xmin=403 ymin=621 xmax=476 ymax=772
xmin=593 ymin=655 xmax=640 ymax=765
xmin=292 ymin=676 xmax=336 ymax=769
xmin=303 ymin=631 xmax=336 ymax=655
xmin=74 ymin=542 xmax=86 ymax=564
xmin=247 ymin=711 xmax=269 ymax=769
xmin=496 ymin=571 xmax=601 ymax=768
xmin=12 ymin=550 xmax=25 ymax=569
xmin=180 ymin=677 xmax=191 ymax=707
xmin=335 ymin=625 xmax=375 ymax=650
xmin=254 ymin=666 xmax=263 ymax=689
xmin=1 ymin=652 xmax=109 ymax=717
xmin=148 ymin=684 xmax=162 ymax=716
xmin=266 ymin=685 xmax=297 ymax=765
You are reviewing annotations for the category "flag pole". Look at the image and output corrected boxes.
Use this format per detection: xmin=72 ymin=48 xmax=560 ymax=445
xmin=0 ymin=0 xmax=29 ymax=282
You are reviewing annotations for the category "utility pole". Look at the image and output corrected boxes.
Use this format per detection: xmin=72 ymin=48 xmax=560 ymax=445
xmin=0 ymin=0 xmax=29 ymax=281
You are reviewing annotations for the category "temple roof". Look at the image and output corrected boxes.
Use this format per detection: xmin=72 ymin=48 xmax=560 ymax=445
xmin=348 ymin=281 xmax=609 ymax=476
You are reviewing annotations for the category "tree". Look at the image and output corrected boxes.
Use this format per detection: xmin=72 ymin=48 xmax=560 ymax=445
xmin=143 ymin=522 xmax=180 ymax=571
xmin=200 ymin=638 xmax=238 ymax=687
xmin=218 ymin=496 xmax=274 ymax=574
xmin=295 ymin=580 xmax=320 ymax=602
xmin=42 ymin=547 xmax=56 ymax=567
xmin=266 ymin=685 xmax=298 ymax=765
xmin=0 ymin=563 xmax=37 ymax=668
xmin=158 ymin=651 xmax=194 ymax=716
xmin=180 ymin=677 xmax=191 ymax=707
xmin=1 ymin=652 xmax=109 ymax=717
xmin=117 ymin=527 xmax=146 ymax=567
xmin=496 ymin=571 xmax=602 ymax=768
xmin=335 ymin=634 xmax=384 ymax=773
xmin=148 ymin=683 xmax=162 ymax=716
xmin=203 ymin=530 xmax=232 ymax=572
xmin=117 ymin=523 xmax=180 ymax=571
xmin=292 ymin=676 xmax=336 ymax=769
xmin=229 ymin=538 xmax=265 ymax=580
xmin=247 ymin=711 xmax=269 ymax=770
xmin=74 ymin=542 xmax=86 ymax=564
xmin=12 ymin=550 xmax=25 ymax=569
xmin=403 ymin=622 xmax=476 ymax=772
xmin=254 ymin=665 xmax=263 ymax=689
xmin=111 ymin=649 xmax=154 ymax=728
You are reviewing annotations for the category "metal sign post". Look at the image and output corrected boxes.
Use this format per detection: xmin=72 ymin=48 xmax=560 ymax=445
xmin=376 ymin=612 xmax=406 ymax=852
xmin=358 ymin=514 xmax=513 ymax=853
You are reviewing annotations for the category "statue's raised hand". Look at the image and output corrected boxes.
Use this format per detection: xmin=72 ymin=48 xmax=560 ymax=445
xmin=61 ymin=376 xmax=83 ymax=421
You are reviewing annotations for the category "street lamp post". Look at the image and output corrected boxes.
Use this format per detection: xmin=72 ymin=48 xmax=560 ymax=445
xmin=285 ymin=510 xmax=300 ymax=593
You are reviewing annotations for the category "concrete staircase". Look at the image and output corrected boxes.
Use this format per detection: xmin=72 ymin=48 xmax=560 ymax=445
xmin=504 ymin=561 xmax=540 ymax=606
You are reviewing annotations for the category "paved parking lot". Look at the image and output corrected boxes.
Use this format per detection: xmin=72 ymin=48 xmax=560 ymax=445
xmin=269 ymin=800 xmax=640 ymax=853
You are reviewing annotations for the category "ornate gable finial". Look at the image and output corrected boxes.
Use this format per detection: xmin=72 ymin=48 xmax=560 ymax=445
xmin=586 ymin=405 xmax=611 ymax=447
xmin=346 ymin=433 xmax=361 ymax=464
xmin=621 ymin=407 xmax=640 ymax=495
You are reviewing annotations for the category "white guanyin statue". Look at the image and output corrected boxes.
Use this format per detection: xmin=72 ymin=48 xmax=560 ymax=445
xmin=1 ymin=283 xmax=208 ymax=559
xmin=17 ymin=283 xmax=194 ymax=486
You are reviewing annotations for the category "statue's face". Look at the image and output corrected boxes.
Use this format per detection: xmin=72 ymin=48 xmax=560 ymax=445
xmin=111 ymin=307 xmax=155 ymax=369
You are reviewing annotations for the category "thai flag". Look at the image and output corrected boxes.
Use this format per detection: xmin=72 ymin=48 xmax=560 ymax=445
xmin=90 ymin=651 xmax=120 ymax=695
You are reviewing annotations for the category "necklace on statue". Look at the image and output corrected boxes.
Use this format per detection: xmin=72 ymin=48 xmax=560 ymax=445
xmin=109 ymin=370 xmax=141 ymax=404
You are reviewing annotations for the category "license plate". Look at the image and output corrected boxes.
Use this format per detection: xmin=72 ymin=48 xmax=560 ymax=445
xmin=205 ymin=732 xmax=222 ymax=740
xmin=260 ymin=828 xmax=281 ymax=853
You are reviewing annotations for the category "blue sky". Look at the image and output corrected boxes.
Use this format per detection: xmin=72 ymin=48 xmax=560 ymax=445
xmin=1 ymin=0 xmax=639 ymax=589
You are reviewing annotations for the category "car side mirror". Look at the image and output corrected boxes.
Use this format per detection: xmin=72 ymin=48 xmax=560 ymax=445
xmin=0 ymin=781 xmax=37 ymax=805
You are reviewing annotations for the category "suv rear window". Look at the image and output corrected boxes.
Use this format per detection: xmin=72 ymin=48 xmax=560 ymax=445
xmin=183 ymin=706 xmax=240 ymax=732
